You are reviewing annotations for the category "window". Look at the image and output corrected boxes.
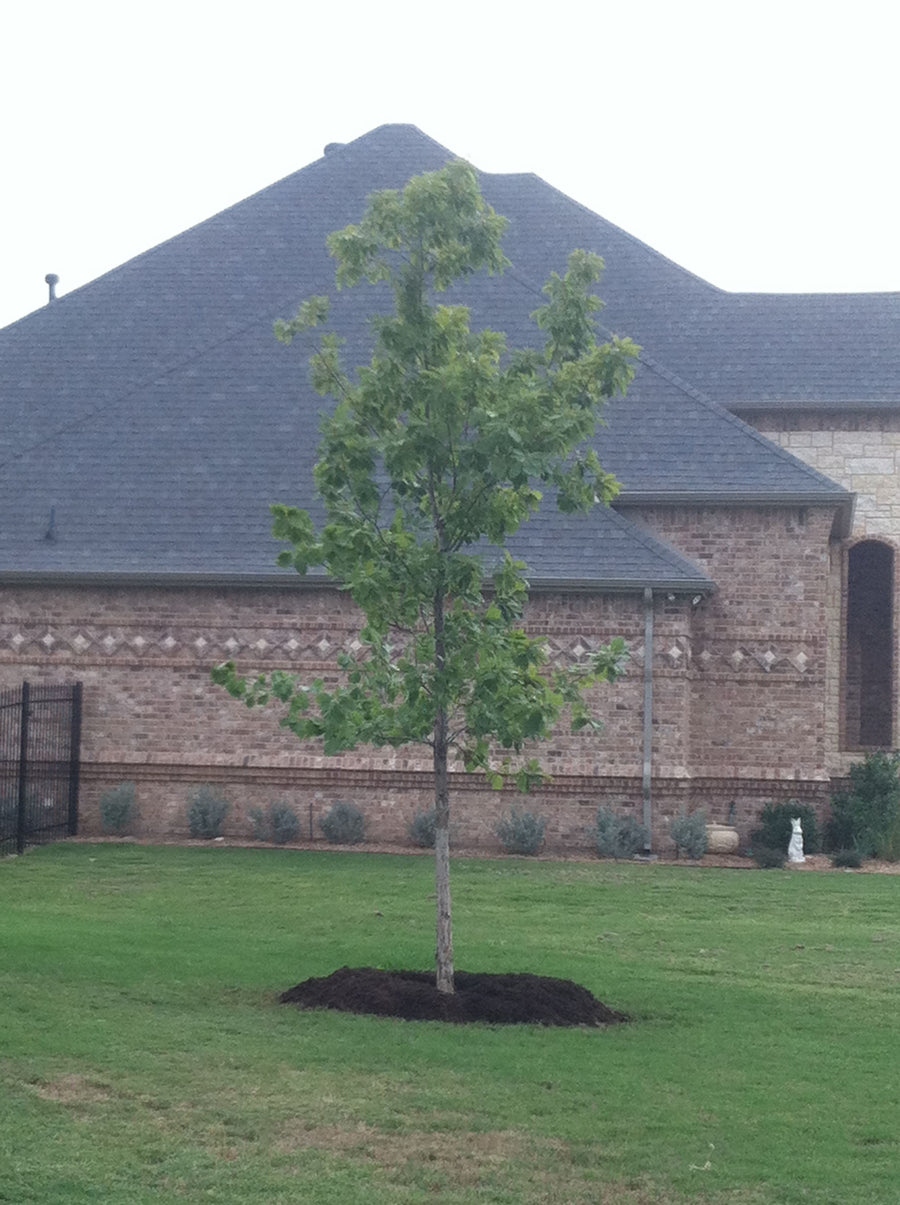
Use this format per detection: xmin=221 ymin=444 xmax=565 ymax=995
xmin=844 ymin=540 xmax=894 ymax=748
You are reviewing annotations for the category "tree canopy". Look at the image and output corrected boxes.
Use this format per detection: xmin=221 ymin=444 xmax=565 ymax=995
xmin=213 ymin=160 xmax=638 ymax=992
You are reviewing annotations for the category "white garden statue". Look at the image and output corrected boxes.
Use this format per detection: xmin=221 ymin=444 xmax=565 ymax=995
xmin=787 ymin=817 xmax=805 ymax=863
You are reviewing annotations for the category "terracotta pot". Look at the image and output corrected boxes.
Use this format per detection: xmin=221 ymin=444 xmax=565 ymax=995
xmin=705 ymin=824 xmax=740 ymax=855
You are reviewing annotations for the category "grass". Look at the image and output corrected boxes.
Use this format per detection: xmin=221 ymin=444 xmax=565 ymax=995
xmin=2 ymin=843 xmax=900 ymax=1203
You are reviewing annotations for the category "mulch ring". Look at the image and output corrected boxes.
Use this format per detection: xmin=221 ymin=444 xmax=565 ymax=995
xmin=280 ymin=967 xmax=628 ymax=1027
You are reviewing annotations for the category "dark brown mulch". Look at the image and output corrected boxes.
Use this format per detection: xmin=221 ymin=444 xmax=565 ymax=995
xmin=279 ymin=967 xmax=628 ymax=1026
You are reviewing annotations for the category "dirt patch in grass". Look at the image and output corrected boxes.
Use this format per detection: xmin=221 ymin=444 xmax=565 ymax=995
xmin=280 ymin=967 xmax=627 ymax=1026
xmin=276 ymin=1122 xmax=677 ymax=1202
xmin=29 ymin=1074 xmax=114 ymax=1105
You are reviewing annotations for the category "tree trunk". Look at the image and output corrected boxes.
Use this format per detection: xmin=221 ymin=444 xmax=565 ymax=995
xmin=432 ymin=566 xmax=454 ymax=995
xmin=433 ymin=712 xmax=454 ymax=994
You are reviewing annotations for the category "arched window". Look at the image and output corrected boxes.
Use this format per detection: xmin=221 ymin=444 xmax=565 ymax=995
xmin=844 ymin=540 xmax=895 ymax=748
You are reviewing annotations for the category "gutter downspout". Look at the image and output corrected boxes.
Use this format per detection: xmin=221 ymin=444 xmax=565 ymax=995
xmin=642 ymin=587 xmax=654 ymax=851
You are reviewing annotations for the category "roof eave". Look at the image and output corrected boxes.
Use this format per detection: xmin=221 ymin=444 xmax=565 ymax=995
xmin=729 ymin=399 xmax=900 ymax=414
xmin=0 ymin=569 xmax=714 ymax=594
xmin=528 ymin=576 xmax=714 ymax=595
xmin=615 ymin=489 xmax=850 ymax=505
xmin=0 ymin=571 xmax=328 ymax=589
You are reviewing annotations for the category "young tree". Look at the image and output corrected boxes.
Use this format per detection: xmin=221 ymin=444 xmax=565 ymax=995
xmin=213 ymin=161 xmax=637 ymax=994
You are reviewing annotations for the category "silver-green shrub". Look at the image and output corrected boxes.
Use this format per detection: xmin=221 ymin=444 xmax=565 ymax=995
xmin=670 ymin=809 xmax=708 ymax=859
xmin=496 ymin=808 xmax=547 ymax=855
xmin=248 ymin=806 xmax=268 ymax=842
xmin=249 ymin=801 xmax=300 ymax=844
xmin=408 ymin=809 xmax=437 ymax=848
xmin=595 ymin=807 xmax=648 ymax=859
xmin=99 ymin=781 xmax=136 ymax=834
xmin=187 ymin=785 xmax=230 ymax=839
xmin=269 ymin=802 xmax=300 ymax=844
xmin=319 ymin=802 xmax=365 ymax=845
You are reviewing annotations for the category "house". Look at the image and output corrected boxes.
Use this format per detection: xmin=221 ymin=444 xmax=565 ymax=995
xmin=2 ymin=124 xmax=897 ymax=849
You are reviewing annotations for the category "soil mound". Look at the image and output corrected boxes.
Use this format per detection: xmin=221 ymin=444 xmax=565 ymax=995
xmin=280 ymin=967 xmax=627 ymax=1026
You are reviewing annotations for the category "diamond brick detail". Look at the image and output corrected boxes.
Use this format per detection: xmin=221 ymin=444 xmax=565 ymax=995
xmin=697 ymin=649 xmax=713 ymax=668
xmin=790 ymin=651 xmax=809 ymax=673
xmin=194 ymin=637 xmax=208 ymax=652
xmin=71 ymin=634 xmax=91 ymax=654
xmin=316 ymin=637 xmax=331 ymax=655
xmin=10 ymin=633 xmax=25 ymax=649
xmin=758 ymin=649 xmax=777 ymax=672
xmin=666 ymin=644 xmax=683 ymax=665
xmin=41 ymin=632 xmax=56 ymax=650
xmin=101 ymin=635 xmax=117 ymax=652
xmin=253 ymin=639 xmax=269 ymax=653
xmin=131 ymin=636 xmax=147 ymax=651
xmin=571 ymin=641 xmax=587 ymax=660
xmin=224 ymin=637 xmax=241 ymax=654
xmin=285 ymin=638 xmax=300 ymax=653
xmin=160 ymin=636 xmax=177 ymax=651
xmin=729 ymin=649 xmax=745 ymax=669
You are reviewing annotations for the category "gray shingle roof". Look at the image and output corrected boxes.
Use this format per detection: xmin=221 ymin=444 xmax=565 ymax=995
xmin=0 ymin=124 xmax=856 ymax=586
xmin=484 ymin=170 xmax=900 ymax=410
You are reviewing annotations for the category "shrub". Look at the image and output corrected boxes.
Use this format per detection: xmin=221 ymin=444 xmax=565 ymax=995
xmin=269 ymin=802 xmax=300 ymax=845
xmin=408 ymin=809 xmax=437 ymax=849
xmin=751 ymin=800 xmax=819 ymax=857
xmin=751 ymin=844 xmax=786 ymax=869
xmin=496 ymin=808 xmax=547 ymax=856
xmin=250 ymin=802 xmax=300 ymax=845
xmin=99 ymin=781 xmax=136 ymax=835
xmin=827 ymin=752 xmax=900 ymax=858
xmin=670 ymin=809 xmax=708 ymax=859
xmin=595 ymin=807 xmax=649 ymax=859
xmin=187 ymin=785 xmax=230 ymax=839
xmin=319 ymin=802 xmax=366 ymax=845
xmin=874 ymin=814 xmax=900 ymax=862
xmin=751 ymin=800 xmax=821 ymax=857
xmin=832 ymin=848 xmax=863 ymax=869
xmin=248 ymin=806 xmax=268 ymax=842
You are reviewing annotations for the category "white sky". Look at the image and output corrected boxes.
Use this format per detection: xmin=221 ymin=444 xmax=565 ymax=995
xmin=2 ymin=0 xmax=899 ymax=330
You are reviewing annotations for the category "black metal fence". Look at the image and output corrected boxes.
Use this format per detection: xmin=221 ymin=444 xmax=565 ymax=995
xmin=0 ymin=682 xmax=83 ymax=857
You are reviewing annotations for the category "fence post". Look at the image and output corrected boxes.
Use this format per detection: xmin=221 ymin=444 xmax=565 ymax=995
xmin=16 ymin=681 xmax=30 ymax=855
xmin=67 ymin=683 xmax=83 ymax=836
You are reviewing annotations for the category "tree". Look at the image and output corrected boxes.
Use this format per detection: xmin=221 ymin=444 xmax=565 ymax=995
xmin=212 ymin=161 xmax=638 ymax=994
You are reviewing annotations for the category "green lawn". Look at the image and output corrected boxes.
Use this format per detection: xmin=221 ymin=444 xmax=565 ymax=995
xmin=2 ymin=843 xmax=899 ymax=1203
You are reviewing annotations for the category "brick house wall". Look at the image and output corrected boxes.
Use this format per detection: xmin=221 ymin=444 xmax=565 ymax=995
xmin=0 ymin=499 xmax=841 ymax=851
xmin=752 ymin=411 xmax=900 ymax=774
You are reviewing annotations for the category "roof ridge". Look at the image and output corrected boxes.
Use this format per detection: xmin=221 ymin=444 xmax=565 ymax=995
xmin=499 ymin=264 xmax=851 ymax=501
xmin=487 ymin=168 xmax=727 ymax=296
xmin=1 ymin=125 xmax=453 ymax=334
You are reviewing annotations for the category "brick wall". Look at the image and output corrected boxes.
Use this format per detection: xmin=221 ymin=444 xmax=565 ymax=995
xmin=751 ymin=410 xmax=900 ymax=772
xmin=627 ymin=504 xmax=835 ymax=785
xmin=0 ymin=500 xmax=841 ymax=851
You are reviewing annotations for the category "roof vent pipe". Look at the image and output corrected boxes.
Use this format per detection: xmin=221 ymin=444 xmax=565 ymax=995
xmin=45 ymin=274 xmax=59 ymax=304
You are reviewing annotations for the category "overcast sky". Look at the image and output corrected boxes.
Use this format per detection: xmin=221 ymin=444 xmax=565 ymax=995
xmin=3 ymin=0 xmax=899 ymax=331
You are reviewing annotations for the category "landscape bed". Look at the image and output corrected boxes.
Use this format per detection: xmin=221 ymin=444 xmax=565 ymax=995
xmin=3 ymin=841 xmax=900 ymax=1203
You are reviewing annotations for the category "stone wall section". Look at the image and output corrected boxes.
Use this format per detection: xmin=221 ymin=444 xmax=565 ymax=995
xmin=753 ymin=412 xmax=900 ymax=540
